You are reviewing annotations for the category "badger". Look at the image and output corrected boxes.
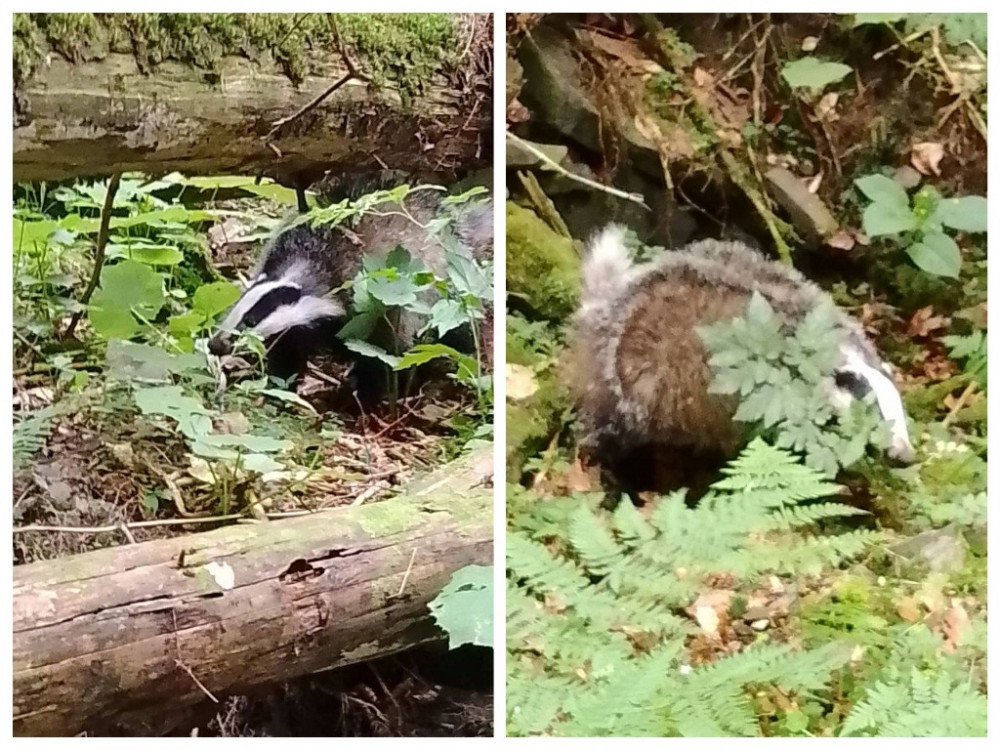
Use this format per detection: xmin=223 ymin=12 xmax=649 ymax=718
xmin=208 ymin=176 xmax=492 ymax=388
xmin=573 ymin=226 xmax=915 ymax=491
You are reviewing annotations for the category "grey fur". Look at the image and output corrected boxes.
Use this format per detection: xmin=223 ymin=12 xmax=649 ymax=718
xmin=573 ymin=227 xmax=914 ymax=469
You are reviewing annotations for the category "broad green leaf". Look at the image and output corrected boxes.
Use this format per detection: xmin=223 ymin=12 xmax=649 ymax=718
xmin=368 ymin=275 xmax=420 ymax=307
xmin=133 ymin=385 xmax=213 ymax=439
xmin=426 ymin=298 xmax=468 ymax=337
xmin=193 ymin=281 xmax=242 ymax=317
xmin=105 ymin=243 xmax=184 ymax=266
xmin=261 ymin=388 xmax=317 ymax=413
xmin=344 ymin=339 xmax=402 ymax=367
xmin=935 ymin=196 xmax=987 ymax=233
xmin=907 ymin=231 xmax=962 ymax=278
xmin=780 ymin=57 xmax=853 ymax=90
xmin=337 ymin=311 xmax=380 ymax=340
xmin=427 ymin=564 xmax=493 ymax=649
xmin=88 ymin=260 xmax=165 ymax=338
xmin=854 ymin=174 xmax=911 ymax=209
xmin=394 ymin=343 xmax=465 ymax=371
xmin=168 ymin=311 xmax=205 ymax=337
xmin=106 ymin=339 xmax=205 ymax=380
xmin=862 ymin=201 xmax=918 ymax=237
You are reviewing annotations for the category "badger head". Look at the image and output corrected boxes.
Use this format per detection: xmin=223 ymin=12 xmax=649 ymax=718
xmin=208 ymin=272 xmax=345 ymax=361
xmin=828 ymin=342 xmax=916 ymax=464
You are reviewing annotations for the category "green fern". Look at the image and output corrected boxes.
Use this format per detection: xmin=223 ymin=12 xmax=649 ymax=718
xmin=507 ymin=440 xmax=884 ymax=737
xmin=13 ymin=405 xmax=58 ymax=468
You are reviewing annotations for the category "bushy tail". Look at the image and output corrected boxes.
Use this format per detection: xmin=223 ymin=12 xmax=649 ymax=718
xmin=582 ymin=225 xmax=633 ymax=303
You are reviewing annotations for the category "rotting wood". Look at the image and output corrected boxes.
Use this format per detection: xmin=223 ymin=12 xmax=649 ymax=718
xmin=13 ymin=40 xmax=491 ymax=184
xmin=12 ymin=447 xmax=493 ymax=737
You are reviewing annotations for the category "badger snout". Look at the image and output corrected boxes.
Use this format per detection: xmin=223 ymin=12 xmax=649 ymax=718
xmin=208 ymin=333 xmax=234 ymax=357
xmin=888 ymin=437 xmax=916 ymax=465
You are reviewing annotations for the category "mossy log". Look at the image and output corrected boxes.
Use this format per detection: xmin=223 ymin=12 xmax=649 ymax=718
xmin=12 ymin=447 xmax=493 ymax=737
xmin=13 ymin=14 xmax=492 ymax=184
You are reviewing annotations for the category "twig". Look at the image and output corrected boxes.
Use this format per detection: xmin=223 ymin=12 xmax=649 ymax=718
xmin=942 ymin=381 xmax=977 ymax=427
xmin=873 ymin=26 xmax=931 ymax=61
xmin=506 ymin=131 xmax=649 ymax=209
xmin=264 ymin=71 xmax=360 ymax=141
xmin=175 ymin=659 xmax=219 ymax=704
xmin=64 ymin=173 xmax=121 ymax=338
xmin=395 ymin=548 xmax=417 ymax=597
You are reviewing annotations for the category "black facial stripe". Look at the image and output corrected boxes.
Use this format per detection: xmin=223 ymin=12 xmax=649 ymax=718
xmin=240 ymin=285 xmax=303 ymax=328
xmin=834 ymin=369 xmax=872 ymax=399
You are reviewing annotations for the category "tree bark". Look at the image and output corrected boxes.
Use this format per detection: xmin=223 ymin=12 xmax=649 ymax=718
xmin=12 ymin=447 xmax=493 ymax=737
xmin=13 ymin=20 xmax=492 ymax=184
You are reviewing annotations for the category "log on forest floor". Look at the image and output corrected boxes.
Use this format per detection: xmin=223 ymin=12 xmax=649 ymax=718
xmin=13 ymin=14 xmax=492 ymax=183
xmin=13 ymin=447 xmax=493 ymax=737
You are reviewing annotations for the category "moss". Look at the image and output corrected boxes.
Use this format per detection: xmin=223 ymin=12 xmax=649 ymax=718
xmin=336 ymin=14 xmax=458 ymax=105
xmin=506 ymin=202 xmax=580 ymax=321
xmin=14 ymin=12 xmax=457 ymax=94
xmin=506 ymin=363 xmax=573 ymax=480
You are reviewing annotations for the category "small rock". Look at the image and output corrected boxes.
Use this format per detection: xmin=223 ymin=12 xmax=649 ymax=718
xmin=764 ymin=167 xmax=839 ymax=247
xmin=751 ymin=619 xmax=770 ymax=631
xmin=891 ymin=526 xmax=968 ymax=574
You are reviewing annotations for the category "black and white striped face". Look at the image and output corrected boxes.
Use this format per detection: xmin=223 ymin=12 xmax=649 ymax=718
xmin=828 ymin=344 xmax=915 ymax=463
xmin=208 ymin=272 xmax=344 ymax=358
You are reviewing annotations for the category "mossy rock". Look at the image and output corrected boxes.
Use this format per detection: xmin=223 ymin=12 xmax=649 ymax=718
xmin=506 ymin=202 xmax=580 ymax=322
xmin=506 ymin=365 xmax=572 ymax=480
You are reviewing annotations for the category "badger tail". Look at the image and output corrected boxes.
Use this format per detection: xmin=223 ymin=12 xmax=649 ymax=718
xmin=582 ymin=225 xmax=633 ymax=303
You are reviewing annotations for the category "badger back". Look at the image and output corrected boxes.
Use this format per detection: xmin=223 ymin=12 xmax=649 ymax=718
xmin=574 ymin=230 xmax=914 ymax=461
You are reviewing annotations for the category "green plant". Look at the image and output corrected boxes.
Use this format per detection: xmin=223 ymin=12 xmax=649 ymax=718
xmin=780 ymin=57 xmax=853 ymax=91
xmin=428 ymin=564 xmax=493 ymax=649
xmin=698 ymin=291 xmax=892 ymax=476
xmin=507 ymin=441 xmax=883 ymax=736
xmin=855 ymin=175 xmax=987 ymax=279
xmin=942 ymin=329 xmax=987 ymax=388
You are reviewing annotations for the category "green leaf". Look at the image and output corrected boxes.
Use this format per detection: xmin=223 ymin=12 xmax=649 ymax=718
xmin=105 ymin=243 xmax=184 ymax=266
xmin=368 ymin=275 xmax=420 ymax=307
xmin=907 ymin=232 xmax=962 ymax=278
xmin=935 ymin=196 xmax=987 ymax=233
xmin=344 ymin=340 xmax=402 ymax=367
xmin=780 ymin=57 xmax=853 ymax=90
xmin=133 ymin=385 xmax=213 ymax=439
xmin=862 ymin=201 xmax=918 ymax=237
xmin=394 ymin=343 xmax=464 ymax=371
xmin=88 ymin=260 xmax=165 ymax=338
xmin=106 ymin=339 xmax=205 ymax=380
xmin=337 ymin=311 xmax=380 ymax=341
xmin=426 ymin=298 xmax=468 ymax=337
xmin=260 ymin=388 xmax=317 ymax=413
xmin=168 ymin=311 xmax=205 ymax=337
xmin=854 ymin=174 xmax=911 ymax=209
xmin=428 ymin=564 xmax=493 ymax=649
xmin=193 ymin=281 xmax=242 ymax=318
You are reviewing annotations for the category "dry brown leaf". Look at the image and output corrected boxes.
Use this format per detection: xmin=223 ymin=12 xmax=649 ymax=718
xmin=815 ymin=92 xmax=840 ymax=122
xmin=942 ymin=602 xmax=971 ymax=651
xmin=896 ymin=596 xmax=922 ymax=623
xmin=911 ymin=141 xmax=945 ymax=176
xmin=588 ymin=31 xmax=662 ymax=74
xmin=907 ymin=306 xmax=951 ymax=338
xmin=826 ymin=230 xmax=856 ymax=251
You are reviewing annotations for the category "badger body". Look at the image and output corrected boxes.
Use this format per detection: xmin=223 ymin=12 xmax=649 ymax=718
xmin=573 ymin=227 xmax=914 ymax=488
xmin=209 ymin=179 xmax=492 ymax=384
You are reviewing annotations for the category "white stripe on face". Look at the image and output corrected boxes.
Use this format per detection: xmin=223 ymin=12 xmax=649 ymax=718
xmin=253 ymin=296 xmax=346 ymax=339
xmin=219 ymin=279 xmax=302 ymax=332
xmin=839 ymin=345 xmax=915 ymax=462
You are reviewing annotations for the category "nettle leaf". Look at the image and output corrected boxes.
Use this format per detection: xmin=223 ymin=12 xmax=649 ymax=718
xmin=134 ymin=385 xmax=213 ymax=439
xmin=105 ymin=242 xmax=184 ymax=266
xmin=907 ymin=231 xmax=962 ymax=278
xmin=427 ymin=564 xmax=493 ymax=649
xmin=169 ymin=311 xmax=205 ymax=337
xmin=338 ymin=311 xmax=380 ymax=341
xmin=106 ymin=339 xmax=205 ymax=381
xmin=193 ymin=281 xmax=241 ymax=318
xmin=88 ymin=260 xmax=165 ymax=338
xmin=780 ymin=57 xmax=853 ymax=90
xmin=854 ymin=174 xmax=911 ymax=209
xmin=862 ymin=201 xmax=918 ymax=237
xmin=426 ymin=298 xmax=468 ymax=337
xmin=344 ymin=339 xmax=402 ymax=367
xmin=369 ymin=275 xmax=421 ymax=307
xmin=395 ymin=343 xmax=464 ymax=371
xmin=446 ymin=248 xmax=492 ymax=300
xmin=261 ymin=388 xmax=317 ymax=413
xmin=935 ymin=196 xmax=987 ymax=233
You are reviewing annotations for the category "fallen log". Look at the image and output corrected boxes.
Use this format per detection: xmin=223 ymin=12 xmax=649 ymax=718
xmin=13 ymin=446 xmax=494 ymax=737
xmin=13 ymin=13 xmax=492 ymax=184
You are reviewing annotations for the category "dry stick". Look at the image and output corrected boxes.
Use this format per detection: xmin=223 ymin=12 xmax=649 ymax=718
xmin=12 ymin=509 xmax=316 ymax=535
xmin=263 ymin=71 xmax=360 ymax=141
xmin=506 ymin=131 xmax=650 ymax=210
xmin=64 ymin=172 xmax=121 ymax=338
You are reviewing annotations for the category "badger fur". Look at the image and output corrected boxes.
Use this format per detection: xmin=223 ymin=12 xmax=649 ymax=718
xmin=208 ymin=175 xmax=492 ymax=384
xmin=573 ymin=226 xmax=915 ymax=489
